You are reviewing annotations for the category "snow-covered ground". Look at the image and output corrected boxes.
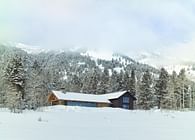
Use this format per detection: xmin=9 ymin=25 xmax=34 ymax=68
xmin=0 ymin=105 xmax=195 ymax=140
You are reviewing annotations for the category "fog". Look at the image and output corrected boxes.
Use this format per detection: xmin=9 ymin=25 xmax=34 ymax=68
xmin=1 ymin=0 xmax=195 ymax=58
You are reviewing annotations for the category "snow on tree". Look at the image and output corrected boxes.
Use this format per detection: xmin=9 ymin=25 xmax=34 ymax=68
xmin=129 ymin=69 xmax=136 ymax=96
xmin=1 ymin=44 xmax=195 ymax=111
xmin=123 ymin=70 xmax=131 ymax=91
xmin=4 ymin=54 xmax=26 ymax=112
xmin=97 ymin=68 xmax=110 ymax=94
xmin=168 ymin=71 xmax=178 ymax=110
xmin=25 ymin=59 xmax=49 ymax=109
xmin=86 ymin=67 xmax=100 ymax=94
xmin=118 ymin=70 xmax=125 ymax=91
xmin=109 ymin=70 xmax=120 ymax=92
xmin=0 ymin=46 xmax=11 ymax=106
xmin=155 ymin=68 xmax=169 ymax=109
xmin=138 ymin=70 xmax=153 ymax=110
xmin=177 ymin=69 xmax=189 ymax=109
xmin=69 ymin=74 xmax=83 ymax=92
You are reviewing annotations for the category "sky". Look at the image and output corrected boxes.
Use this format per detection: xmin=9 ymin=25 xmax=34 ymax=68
xmin=1 ymin=0 xmax=195 ymax=58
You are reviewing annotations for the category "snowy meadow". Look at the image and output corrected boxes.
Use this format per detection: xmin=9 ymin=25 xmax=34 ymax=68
xmin=0 ymin=105 xmax=194 ymax=140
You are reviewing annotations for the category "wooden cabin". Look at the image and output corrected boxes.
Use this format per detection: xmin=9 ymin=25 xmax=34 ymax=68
xmin=48 ymin=91 xmax=136 ymax=110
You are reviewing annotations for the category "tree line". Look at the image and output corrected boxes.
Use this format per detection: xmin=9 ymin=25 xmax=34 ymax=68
xmin=138 ymin=68 xmax=195 ymax=110
xmin=0 ymin=46 xmax=194 ymax=112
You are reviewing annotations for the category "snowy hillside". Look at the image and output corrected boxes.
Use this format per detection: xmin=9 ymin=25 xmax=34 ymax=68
xmin=0 ymin=105 xmax=195 ymax=140
xmin=81 ymin=50 xmax=113 ymax=61
xmin=15 ymin=43 xmax=48 ymax=54
xmin=132 ymin=51 xmax=195 ymax=81
xmin=163 ymin=64 xmax=195 ymax=81
xmin=13 ymin=43 xmax=195 ymax=81
xmin=133 ymin=51 xmax=164 ymax=68
xmin=13 ymin=44 xmax=159 ymax=76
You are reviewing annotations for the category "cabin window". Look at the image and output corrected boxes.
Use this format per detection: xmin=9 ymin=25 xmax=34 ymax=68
xmin=67 ymin=101 xmax=96 ymax=107
xmin=123 ymin=97 xmax=129 ymax=103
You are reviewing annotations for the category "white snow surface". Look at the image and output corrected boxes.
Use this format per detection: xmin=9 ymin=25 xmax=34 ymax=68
xmin=0 ymin=105 xmax=195 ymax=140
xmin=52 ymin=91 xmax=110 ymax=103
xmin=52 ymin=91 xmax=127 ymax=103
xmin=100 ymin=91 xmax=128 ymax=100
xmin=113 ymin=67 xmax=123 ymax=73
xmin=16 ymin=43 xmax=48 ymax=54
xmin=80 ymin=50 xmax=113 ymax=61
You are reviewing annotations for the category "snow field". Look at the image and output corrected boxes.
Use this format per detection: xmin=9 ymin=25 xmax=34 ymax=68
xmin=0 ymin=106 xmax=195 ymax=140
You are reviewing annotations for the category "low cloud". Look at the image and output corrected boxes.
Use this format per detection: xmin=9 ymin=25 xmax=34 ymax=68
xmin=165 ymin=39 xmax=195 ymax=63
xmin=1 ymin=0 xmax=195 ymax=57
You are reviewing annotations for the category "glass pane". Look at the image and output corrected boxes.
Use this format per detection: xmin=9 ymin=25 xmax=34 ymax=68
xmin=123 ymin=97 xmax=129 ymax=103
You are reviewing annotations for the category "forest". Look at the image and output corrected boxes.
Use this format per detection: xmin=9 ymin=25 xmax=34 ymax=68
xmin=0 ymin=45 xmax=194 ymax=112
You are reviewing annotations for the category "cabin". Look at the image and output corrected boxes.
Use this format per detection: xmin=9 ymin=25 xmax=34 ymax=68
xmin=48 ymin=90 xmax=136 ymax=110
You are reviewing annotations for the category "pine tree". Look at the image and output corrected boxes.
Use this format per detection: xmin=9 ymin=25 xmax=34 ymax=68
xmin=25 ymin=60 xmax=48 ymax=110
xmin=70 ymin=74 xmax=82 ymax=92
xmin=129 ymin=69 xmax=136 ymax=96
xmin=4 ymin=54 xmax=25 ymax=112
xmin=168 ymin=71 xmax=178 ymax=110
xmin=98 ymin=68 xmax=110 ymax=94
xmin=118 ymin=70 xmax=125 ymax=91
xmin=81 ymin=70 xmax=90 ymax=93
xmin=88 ymin=67 xmax=100 ymax=94
xmin=138 ymin=70 xmax=153 ymax=110
xmin=123 ymin=70 xmax=131 ymax=91
xmin=109 ymin=70 xmax=120 ymax=92
xmin=155 ymin=68 xmax=169 ymax=109
xmin=192 ymin=85 xmax=195 ymax=110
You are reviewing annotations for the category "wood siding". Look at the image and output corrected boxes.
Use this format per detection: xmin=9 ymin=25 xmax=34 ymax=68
xmin=47 ymin=93 xmax=58 ymax=105
xmin=109 ymin=92 xmax=136 ymax=110
xmin=48 ymin=91 xmax=136 ymax=110
xmin=97 ymin=103 xmax=110 ymax=107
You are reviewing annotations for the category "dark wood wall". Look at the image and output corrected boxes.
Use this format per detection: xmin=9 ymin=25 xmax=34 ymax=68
xmin=109 ymin=92 xmax=136 ymax=110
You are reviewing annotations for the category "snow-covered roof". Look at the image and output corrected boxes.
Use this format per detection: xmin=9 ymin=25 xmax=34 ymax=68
xmin=51 ymin=91 xmax=129 ymax=104
xmin=52 ymin=91 xmax=110 ymax=103
xmin=100 ymin=91 xmax=127 ymax=100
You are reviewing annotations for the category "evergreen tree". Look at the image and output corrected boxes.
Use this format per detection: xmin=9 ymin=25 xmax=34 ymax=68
xmin=118 ymin=70 xmax=125 ymax=91
xmin=138 ymin=70 xmax=153 ymax=110
xmin=155 ymin=68 xmax=169 ymax=109
xmin=25 ymin=60 xmax=48 ymax=110
xmin=191 ymin=85 xmax=195 ymax=110
xmin=98 ymin=68 xmax=110 ymax=94
xmin=88 ymin=67 xmax=100 ymax=94
xmin=4 ymin=54 xmax=25 ymax=112
xmin=129 ymin=69 xmax=136 ymax=96
xmin=70 ymin=74 xmax=82 ymax=92
xmin=81 ymin=70 xmax=90 ymax=93
xmin=123 ymin=70 xmax=131 ymax=91
xmin=109 ymin=70 xmax=120 ymax=92
xmin=168 ymin=71 xmax=178 ymax=110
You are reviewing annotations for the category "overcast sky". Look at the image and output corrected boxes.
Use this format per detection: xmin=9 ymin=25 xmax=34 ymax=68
xmin=1 ymin=0 xmax=195 ymax=56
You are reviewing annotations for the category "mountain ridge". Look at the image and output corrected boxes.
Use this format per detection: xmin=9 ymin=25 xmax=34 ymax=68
xmin=13 ymin=42 xmax=195 ymax=81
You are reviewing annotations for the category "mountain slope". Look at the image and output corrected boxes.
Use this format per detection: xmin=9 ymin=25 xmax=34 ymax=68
xmin=7 ymin=43 xmax=195 ymax=82
xmin=132 ymin=50 xmax=195 ymax=81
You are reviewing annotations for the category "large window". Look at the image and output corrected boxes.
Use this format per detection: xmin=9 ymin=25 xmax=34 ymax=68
xmin=123 ymin=97 xmax=129 ymax=103
xmin=67 ymin=101 xmax=96 ymax=107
